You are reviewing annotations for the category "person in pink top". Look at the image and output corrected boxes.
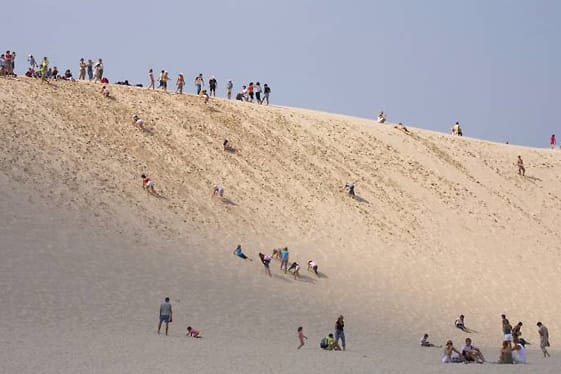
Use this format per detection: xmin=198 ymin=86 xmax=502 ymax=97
xmin=551 ymin=134 xmax=556 ymax=149
xmin=186 ymin=326 xmax=201 ymax=338
xmin=297 ymin=326 xmax=308 ymax=349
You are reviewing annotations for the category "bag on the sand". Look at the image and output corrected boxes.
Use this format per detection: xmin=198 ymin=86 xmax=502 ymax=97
xmin=320 ymin=337 xmax=328 ymax=349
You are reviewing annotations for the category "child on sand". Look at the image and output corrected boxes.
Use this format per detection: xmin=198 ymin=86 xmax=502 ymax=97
xmin=212 ymin=184 xmax=224 ymax=198
xmin=455 ymin=315 xmax=466 ymax=331
xmin=258 ymin=252 xmax=272 ymax=277
xmin=442 ymin=340 xmax=463 ymax=363
xmin=133 ymin=115 xmax=145 ymax=130
xmin=420 ymin=333 xmax=441 ymax=347
xmin=101 ymin=86 xmax=110 ymax=97
xmin=288 ymin=262 xmax=300 ymax=279
xmin=186 ymin=326 xmax=201 ymax=338
xmin=344 ymin=182 xmax=356 ymax=197
xmin=233 ymin=245 xmax=252 ymax=261
xmin=297 ymin=326 xmax=308 ymax=349
xmin=141 ymin=174 xmax=157 ymax=194
xmin=307 ymin=260 xmax=319 ymax=276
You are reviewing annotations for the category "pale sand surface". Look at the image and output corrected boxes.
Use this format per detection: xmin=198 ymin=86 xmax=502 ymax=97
xmin=1 ymin=77 xmax=560 ymax=373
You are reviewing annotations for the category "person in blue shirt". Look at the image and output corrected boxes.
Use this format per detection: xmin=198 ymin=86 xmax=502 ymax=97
xmin=233 ymin=244 xmax=252 ymax=261
xmin=280 ymin=247 xmax=289 ymax=273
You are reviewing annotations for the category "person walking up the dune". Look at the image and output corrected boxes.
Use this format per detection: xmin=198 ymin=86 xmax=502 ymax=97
xmin=344 ymin=182 xmax=356 ymax=197
xmin=262 ymin=83 xmax=271 ymax=105
xmin=158 ymin=297 xmax=173 ymax=335
xmin=537 ymin=322 xmax=550 ymax=357
xmin=209 ymin=76 xmax=217 ymax=96
xmin=297 ymin=326 xmax=308 ymax=349
xmin=226 ymin=79 xmax=233 ymax=99
xmin=258 ymin=252 xmax=272 ymax=277
xmin=307 ymin=260 xmax=319 ymax=276
xmin=141 ymin=174 xmax=158 ymax=195
xmin=147 ymin=69 xmax=155 ymax=89
xmin=176 ymin=73 xmax=185 ymax=94
xmin=335 ymin=315 xmax=346 ymax=351
xmin=280 ymin=247 xmax=289 ymax=273
xmin=516 ymin=155 xmax=525 ymax=176
xmin=211 ymin=184 xmax=224 ymax=198
xmin=550 ymin=134 xmax=556 ymax=149
xmin=288 ymin=262 xmax=300 ymax=279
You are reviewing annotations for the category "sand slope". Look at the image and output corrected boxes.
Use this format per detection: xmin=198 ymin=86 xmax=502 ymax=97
xmin=1 ymin=77 xmax=560 ymax=373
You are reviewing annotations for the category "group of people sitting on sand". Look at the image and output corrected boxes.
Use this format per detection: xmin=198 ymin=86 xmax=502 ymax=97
xmin=421 ymin=313 xmax=551 ymax=364
xmin=233 ymin=244 xmax=320 ymax=280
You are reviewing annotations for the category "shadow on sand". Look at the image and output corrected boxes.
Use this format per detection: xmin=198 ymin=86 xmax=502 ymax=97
xmin=221 ymin=197 xmax=237 ymax=206
xmin=352 ymin=195 xmax=369 ymax=204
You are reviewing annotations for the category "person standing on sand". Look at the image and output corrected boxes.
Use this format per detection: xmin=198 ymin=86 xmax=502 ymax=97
xmin=550 ymin=134 xmax=556 ymax=149
xmin=335 ymin=315 xmax=346 ymax=351
xmin=280 ymin=247 xmax=289 ymax=273
xmin=262 ymin=83 xmax=271 ymax=105
xmin=537 ymin=322 xmax=550 ymax=357
xmin=209 ymin=76 xmax=217 ymax=96
xmin=516 ymin=155 xmax=525 ymax=176
xmin=79 ymin=58 xmax=86 ymax=80
xmin=255 ymin=82 xmax=262 ymax=104
xmin=27 ymin=54 xmax=37 ymax=73
xmin=176 ymin=73 xmax=185 ymax=94
xmin=226 ymin=79 xmax=233 ymax=99
xmin=297 ymin=327 xmax=308 ymax=349
xmin=86 ymin=59 xmax=93 ymax=81
xmin=148 ymin=69 xmax=155 ymax=90
xmin=158 ymin=297 xmax=173 ymax=335
xmin=194 ymin=73 xmax=204 ymax=95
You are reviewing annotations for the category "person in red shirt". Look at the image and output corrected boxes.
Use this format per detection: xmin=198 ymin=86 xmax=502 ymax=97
xmin=141 ymin=174 xmax=157 ymax=194
xmin=550 ymin=134 xmax=556 ymax=149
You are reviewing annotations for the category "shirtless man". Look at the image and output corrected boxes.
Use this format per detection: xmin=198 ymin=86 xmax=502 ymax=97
xmin=537 ymin=322 xmax=550 ymax=357
xmin=158 ymin=297 xmax=173 ymax=335
xmin=516 ymin=155 xmax=525 ymax=176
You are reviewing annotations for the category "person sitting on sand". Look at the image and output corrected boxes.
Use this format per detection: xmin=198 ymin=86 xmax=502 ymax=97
xmin=461 ymin=338 xmax=485 ymax=363
xmin=212 ymin=184 xmax=224 ymax=198
xmin=376 ymin=111 xmax=386 ymax=123
xmin=455 ymin=315 xmax=466 ymax=331
xmin=233 ymin=244 xmax=252 ymax=261
xmin=307 ymin=260 xmax=319 ymax=276
xmin=133 ymin=115 xmax=145 ymax=130
xmin=326 ymin=333 xmax=341 ymax=351
xmin=258 ymin=252 xmax=272 ymax=277
xmin=201 ymin=89 xmax=210 ymax=104
xmin=420 ymin=333 xmax=441 ymax=347
xmin=141 ymin=174 xmax=157 ymax=194
xmin=288 ymin=262 xmax=300 ymax=279
xmin=512 ymin=339 xmax=527 ymax=364
xmin=223 ymin=139 xmax=234 ymax=152
xmin=101 ymin=85 xmax=110 ymax=97
xmin=451 ymin=122 xmax=463 ymax=136
xmin=441 ymin=340 xmax=463 ymax=363
xmin=186 ymin=326 xmax=201 ymax=338
xmin=498 ymin=341 xmax=513 ymax=364
xmin=344 ymin=182 xmax=356 ymax=197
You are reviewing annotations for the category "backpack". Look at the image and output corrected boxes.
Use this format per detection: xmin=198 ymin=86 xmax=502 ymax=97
xmin=320 ymin=337 xmax=328 ymax=349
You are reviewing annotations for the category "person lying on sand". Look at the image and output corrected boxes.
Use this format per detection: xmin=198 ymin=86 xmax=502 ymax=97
xmin=233 ymin=244 xmax=252 ymax=261
xmin=394 ymin=122 xmax=410 ymax=133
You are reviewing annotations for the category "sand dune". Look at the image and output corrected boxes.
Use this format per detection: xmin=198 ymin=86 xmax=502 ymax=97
xmin=1 ymin=77 xmax=560 ymax=373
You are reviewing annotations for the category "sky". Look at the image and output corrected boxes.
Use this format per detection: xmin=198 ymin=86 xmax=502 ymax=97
xmin=6 ymin=0 xmax=561 ymax=147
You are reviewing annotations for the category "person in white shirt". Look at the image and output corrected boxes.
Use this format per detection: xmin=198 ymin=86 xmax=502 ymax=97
xmin=133 ymin=115 xmax=145 ymax=130
xmin=461 ymin=337 xmax=485 ymax=363
xmin=307 ymin=260 xmax=319 ymax=276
